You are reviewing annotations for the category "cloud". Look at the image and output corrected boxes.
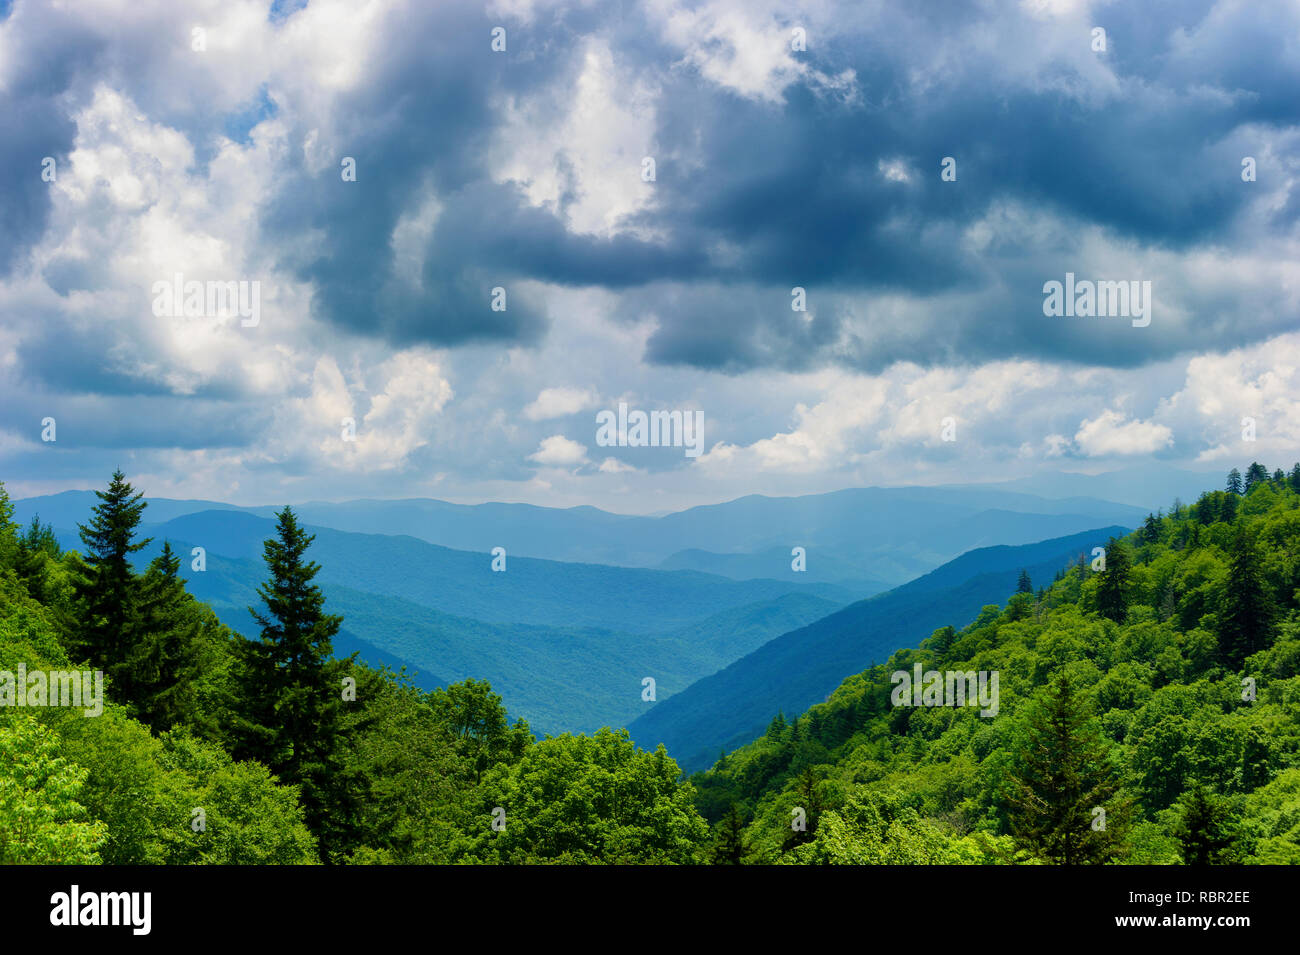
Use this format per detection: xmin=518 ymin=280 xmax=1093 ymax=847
xmin=523 ymin=386 xmax=598 ymax=421
xmin=598 ymin=456 xmax=637 ymax=473
xmin=528 ymin=434 xmax=589 ymax=467
xmin=1073 ymin=409 xmax=1174 ymax=456
xmin=0 ymin=0 xmax=1298 ymax=510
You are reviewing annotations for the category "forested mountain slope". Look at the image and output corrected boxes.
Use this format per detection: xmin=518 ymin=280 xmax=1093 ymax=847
xmin=3 ymin=463 xmax=1298 ymax=865
xmin=690 ymin=465 xmax=1300 ymax=864
xmin=629 ymin=525 xmax=1132 ymax=771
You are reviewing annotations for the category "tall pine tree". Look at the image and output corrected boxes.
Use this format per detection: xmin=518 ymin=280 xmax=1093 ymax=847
xmin=74 ymin=470 xmax=152 ymax=688
xmin=1175 ymin=785 xmax=1241 ymax=865
xmin=232 ymin=506 xmax=350 ymax=859
xmin=712 ymin=804 xmax=750 ymax=864
xmin=1218 ymin=526 xmax=1274 ymax=669
xmin=1244 ymin=461 xmax=1269 ymax=493
xmin=127 ymin=542 xmax=213 ymax=734
xmin=1095 ymin=537 xmax=1132 ymax=624
xmin=1006 ymin=675 xmax=1128 ymax=864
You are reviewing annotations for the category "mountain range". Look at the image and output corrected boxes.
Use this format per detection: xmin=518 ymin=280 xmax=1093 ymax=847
xmin=14 ymin=484 xmax=1141 ymax=744
xmin=627 ymin=525 xmax=1132 ymax=771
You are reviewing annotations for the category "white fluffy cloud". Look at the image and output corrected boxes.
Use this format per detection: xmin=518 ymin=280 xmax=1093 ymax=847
xmin=1073 ymin=410 xmax=1174 ymax=456
xmin=523 ymin=386 xmax=599 ymax=421
xmin=1 ymin=0 xmax=1297 ymax=514
xmin=529 ymin=434 xmax=589 ymax=467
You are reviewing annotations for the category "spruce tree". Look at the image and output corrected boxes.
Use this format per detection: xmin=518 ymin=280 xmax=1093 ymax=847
xmin=15 ymin=516 xmax=60 ymax=601
xmin=1290 ymin=463 xmax=1300 ymax=494
xmin=1176 ymin=785 xmax=1240 ymax=865
xmin=1244 ymin=462 xmax=1269 ymax=492
xmin=712 ymin=804 xmax=749 ymax=864
xmin=1218 ymin=527 xmax=1274 ymax=669
xmin=1142 ymin=513 xmax=1160 ymax=543
xmin=1006 ymin=675 xmax=1128 ymax=864
xmin=782 ymin=767 xmax=823 ymax=851
xmin=233 ymin=506 xmax=348 ymax=858
xmin=1017 ymin=569 xmax=1032 ymax=593
xmin=127 ymin=542 xmax=210 ymax=733
xmin=1095 ymin=537 xmax=1132 ymax=624
xmin=1226 ymin=468 xmax=1243 ymax=495
xmin=0 ymin=481 xmax=17 ymax=570
xmin=74 ymin=470 xmax=152 ymax=684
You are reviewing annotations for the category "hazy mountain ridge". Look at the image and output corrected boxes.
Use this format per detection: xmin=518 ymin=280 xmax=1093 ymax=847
xmin=627 ymin=525 xmax=1134 ymax=771
xmin=17 ymin=483 xmax=1147 ymax=591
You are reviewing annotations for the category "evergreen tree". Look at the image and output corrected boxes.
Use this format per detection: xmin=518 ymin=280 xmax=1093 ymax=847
xmin=1017 ymin=569 xmax=1032 ymax=593
xmin=929 ymin=625 xmax=956 ymax=657
xmin=1157 ymin=583 xmax=1177 ymax=623
xmin=782 ymin=767 xmax=823 ymax=851
xmin=712 ymin=804 xmax=749 ymax=864
xmin=1218 ymin=527 xmax=1274 ymax=669
xmin=1006 ymin=675 xmax=1128 ymax=864
xmin=1195 ymin=492 xmax=1216 ymax=525
xmin=1244 ymin=462 xmax=1269 ymax=492
xmin=1095 ymin=537 xmax=1132 ymax=624
xmin=1142 ymin=513 xmax=1160 ymax=543
xmin=14 ymin=516 xmax=60 ymax=600
xmin=232 ymin=506 xmax=349 ymax=860
xmin=0 ymin=481 xmax=17 ymax=570
xmin=1272 ymin=468 xmax=1286 ymax=487
xmin=1226 ymin=468 xmax=1243 ymax=495
xmin=765 ymin=712 xmax=787 ymax=739
xmin=1176 ymin=785 xmax=1241 ymax=865
xmin=1289 ymin=463 xmax=1300 ymax=494
xmin=127 ymin=543 xmax=213 ymax=733
xmin=73 ymin=470 xmax=152 ymax=683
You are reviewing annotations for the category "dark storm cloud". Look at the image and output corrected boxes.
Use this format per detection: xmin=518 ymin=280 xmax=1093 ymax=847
xmin=1 ymin=0 xmax=1296 ymax=378
xmin=0 ymin=1 xmax=102 ymax=276
xmin=241 ymin=0 xmax=1300 ymax=371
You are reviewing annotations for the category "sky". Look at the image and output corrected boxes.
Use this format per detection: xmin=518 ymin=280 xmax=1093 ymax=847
xmin=0 ymin=0 xmax=1297 ymax=513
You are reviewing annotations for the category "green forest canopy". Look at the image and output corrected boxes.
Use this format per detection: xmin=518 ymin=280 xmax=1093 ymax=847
xmin=2 ymin=462 xmax=1300 ymax=864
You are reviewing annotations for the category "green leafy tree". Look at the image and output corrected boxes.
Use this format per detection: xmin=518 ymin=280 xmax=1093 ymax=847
xmin=784 ymin=791 xmax=1010 ymax=864
xmin=0 ymin=716 xmax=106 ymax=864
xmin=428 ymin=678 xmax=530 ymax=783
xmin=462 ymin=729 xmax=709 ymax=864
